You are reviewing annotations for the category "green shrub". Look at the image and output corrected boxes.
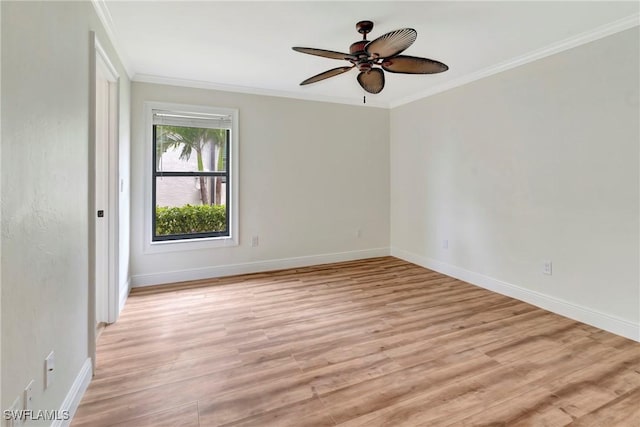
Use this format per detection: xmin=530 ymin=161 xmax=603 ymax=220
xmin=156 ymin=204 xmax=226 ymax=236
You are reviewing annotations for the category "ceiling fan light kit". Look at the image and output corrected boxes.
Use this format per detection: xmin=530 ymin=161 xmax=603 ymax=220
xmin=293 ymin=20 xmax=449 ymax=97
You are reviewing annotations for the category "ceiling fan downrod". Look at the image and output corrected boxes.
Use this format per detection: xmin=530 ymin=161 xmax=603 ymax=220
xmin=351 ymin=21 xmax=375 ymax=72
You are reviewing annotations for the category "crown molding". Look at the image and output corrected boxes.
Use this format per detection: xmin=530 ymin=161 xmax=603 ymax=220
xmin=390 ymin=12 xmax=640 ymax=108
xmin=96 ymin=6 xmax=637 ymax=110
xmin=132 ymin=74 xmax=390 ymax=108
xmin=90 ymin=0 xmax=134 ymax=79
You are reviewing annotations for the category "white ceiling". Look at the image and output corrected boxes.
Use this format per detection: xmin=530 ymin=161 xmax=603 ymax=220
xmin=98 ymin=1 xmax=639 ymax=108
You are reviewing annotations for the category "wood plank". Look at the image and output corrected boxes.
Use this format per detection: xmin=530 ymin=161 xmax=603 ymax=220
xmin=216 ymin=397 xmax=335 ymax=427
xmin=71 ymin=257 xmax=640 ymax=426
xmin=569 ymin=387 xmax=640 ymax=426
xmin=109 ymin=402 xmax=200 ymax=427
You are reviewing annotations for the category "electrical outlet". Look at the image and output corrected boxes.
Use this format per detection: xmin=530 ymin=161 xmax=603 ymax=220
xmin=442 ymin=239 xmax=449 ymax=249
xmin=251 ymin=235 xmax=259 ymax=247
xmin=45 ymin=351 xmax=55 ymax=389
xmin=23 ymin=380 xmax=34 ymax=411
xmin=543 ymin=260 xmax=552 ymax=275
xmin=356 ymin=228 xmax=362 ymax=238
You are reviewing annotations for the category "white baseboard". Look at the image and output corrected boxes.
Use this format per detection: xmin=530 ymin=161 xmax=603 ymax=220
xmin=53 ymin=358 xmax=92 ymax=427
xmin=131 ymin=247 xmax=391 ymax=287
xmin=391 ymin=247 xmax=640 ymax=342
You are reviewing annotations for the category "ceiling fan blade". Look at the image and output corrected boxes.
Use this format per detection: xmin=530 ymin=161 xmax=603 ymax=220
xmin=365 ymin=28 xmax=417 ymax=59
xmin=381 ymin=55 xmax=449 ymax=74
xmin=292 ymin=47 xmax=356 ymax=61
xmin=357 ymin=68 xmax=385 ymax=94
xmin=300 ymin=66 xmax=355 ymax=86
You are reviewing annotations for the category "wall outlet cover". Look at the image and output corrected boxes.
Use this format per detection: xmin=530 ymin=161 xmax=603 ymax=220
xmin=23 ymin=380 xmax=34 ymax=411
xmin=45 ymin=351 xmax=55 ymax=389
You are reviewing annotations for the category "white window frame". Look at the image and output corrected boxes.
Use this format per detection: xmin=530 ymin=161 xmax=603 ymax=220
xmin=143 ymin=101 xmax=239 ymax=254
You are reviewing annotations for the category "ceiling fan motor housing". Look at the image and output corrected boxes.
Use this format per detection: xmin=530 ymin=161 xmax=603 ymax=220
xmin=349 ymin=40 xmax=368 ymax=54
xmin=350 ymin=40 xmax=374 ymax=72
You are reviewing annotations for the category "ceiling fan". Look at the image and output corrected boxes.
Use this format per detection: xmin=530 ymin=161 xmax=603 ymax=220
xmin=292 ymin=20 xmax=449 ymax=95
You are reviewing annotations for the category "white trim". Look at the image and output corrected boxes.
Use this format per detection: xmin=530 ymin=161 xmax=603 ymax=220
xmin=107 ymin=76 xmax=120 ymax=324
xmin=94 ymin=38 xmax=119 ymax=84
xmin=89 ymin=31 xmax=122 ymax=374
xmin=119 ymin=278 xmax=130 ymax=315
xmin=134 ymin=14 xmax=638 ymax=110
xmin=93 ymin=32 xmax=121 ymax=325
xmin=391 ymin=248 xmax=640 ymax=342
xmin=52 ymin=358 xmax=92 ymax=427
xmin=94 ymin=38 xmax=121 ymax=325
xmin=145 ymin=235 xmax=239 ymax=254
xmin=90 ymin=0 xmax=134 ymax=78
xmin=143 ymin=101 xmax=240 ymax=254
xmin=390 ymin=13 xmax=640 ymax=108
xmin=133 ymin=74 xmax=390 ymax=109
xmin=131 ymin=247 xmax=390 ymax=287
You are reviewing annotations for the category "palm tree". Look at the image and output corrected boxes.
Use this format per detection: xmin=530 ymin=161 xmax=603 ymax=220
xmin=157 ymin=126 xmax=226 ymax=205
xmin=214 ymin=137 xmax=226 ymax=205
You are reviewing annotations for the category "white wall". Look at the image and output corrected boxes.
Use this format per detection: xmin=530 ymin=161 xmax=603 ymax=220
xmin=1 ymin=0 xmax=130 ymax=420
xmin=131 ymin=82 xmax=389 ymax=285
xmin=390 ymin=27 xmax=639 ymax=340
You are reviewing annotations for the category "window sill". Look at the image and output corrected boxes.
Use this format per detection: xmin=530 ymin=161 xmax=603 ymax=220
xmin=144 ymin=235 xmax=238 ymax=254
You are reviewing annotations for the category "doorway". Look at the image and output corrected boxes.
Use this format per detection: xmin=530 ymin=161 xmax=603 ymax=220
xmin=90 ymin=32 xmax=120 ymax=371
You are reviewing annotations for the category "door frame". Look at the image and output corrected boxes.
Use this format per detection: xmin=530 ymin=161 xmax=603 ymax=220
xmin=89 ymin=31 xmax=120 ymax=370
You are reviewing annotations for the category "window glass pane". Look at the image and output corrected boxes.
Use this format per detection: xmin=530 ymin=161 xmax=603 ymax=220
xmin=155 ymin=125 xmax=227 ymax=172
xmin=155 ymin=176 xmax=228 ymax=237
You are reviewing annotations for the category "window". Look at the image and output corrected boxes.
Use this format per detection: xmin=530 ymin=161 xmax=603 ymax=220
xmin=146 ymin=103 xmax=238 ymax=248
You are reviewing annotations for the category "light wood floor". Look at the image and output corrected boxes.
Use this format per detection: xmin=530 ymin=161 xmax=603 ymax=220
xmin=73 ymin=257 xmax=640 ymax=426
